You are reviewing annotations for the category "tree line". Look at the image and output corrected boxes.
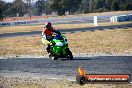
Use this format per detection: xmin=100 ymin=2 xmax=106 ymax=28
xmin=0 ymin=0 xmax=132 ymax=20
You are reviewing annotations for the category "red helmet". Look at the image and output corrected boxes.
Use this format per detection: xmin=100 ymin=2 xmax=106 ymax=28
xmin=45 ymin=22 xmax=52 ymax=29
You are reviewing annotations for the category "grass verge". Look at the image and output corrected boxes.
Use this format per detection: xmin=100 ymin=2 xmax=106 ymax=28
xmin=0 ymin=20 xmax=132 ymax=34
xmin=0 ymin=27 xmax=132 ymax=57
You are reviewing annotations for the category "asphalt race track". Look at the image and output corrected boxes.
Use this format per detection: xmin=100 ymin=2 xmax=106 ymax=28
xmin=0 ymin=56 xmax=132 ymax=80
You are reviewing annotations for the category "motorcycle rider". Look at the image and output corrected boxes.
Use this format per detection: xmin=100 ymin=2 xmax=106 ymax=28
xmin=42 ymin=22 xmax=61 ymax=53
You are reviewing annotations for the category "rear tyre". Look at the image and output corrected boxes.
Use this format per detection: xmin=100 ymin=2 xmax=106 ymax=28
xmin=51 ymin=56 xmax=58 ymax=60
xmin=49 ymin=53 xmax=58 ymax=60
xmin=66 ymin=48 xmax=73 ymax=60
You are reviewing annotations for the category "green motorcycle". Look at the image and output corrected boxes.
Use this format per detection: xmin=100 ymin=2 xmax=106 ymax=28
xmin=49 ymin=34 xmax=73 ymax=60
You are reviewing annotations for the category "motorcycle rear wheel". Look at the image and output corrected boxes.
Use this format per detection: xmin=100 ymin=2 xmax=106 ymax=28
xmin=66 ymin=48 xmax=73 ymax=60
xmin=51 ymin=56 xmax=58 ymax=60
xmin=50 ymin=56 xmax=58 ymax=60
xmin=49 ymin=53 xmax=58 ymax=60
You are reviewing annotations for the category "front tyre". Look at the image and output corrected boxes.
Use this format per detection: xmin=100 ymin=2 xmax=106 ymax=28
xmin=66 ymin=48 xmax=73 ymax=60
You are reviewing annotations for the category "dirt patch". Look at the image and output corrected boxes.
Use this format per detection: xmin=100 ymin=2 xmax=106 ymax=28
xmin=0 ymin=77 xmax=132 ymax=88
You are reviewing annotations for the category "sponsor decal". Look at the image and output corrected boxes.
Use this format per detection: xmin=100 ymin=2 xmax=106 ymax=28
xmin=0 ymin=20 xmax=41 ymax=27
xmin=0 ymin=22 xmax=11 ymax=26
xmin=76 ymin=66 xmax=131 ymax=85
